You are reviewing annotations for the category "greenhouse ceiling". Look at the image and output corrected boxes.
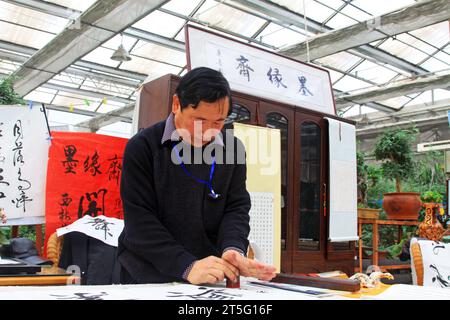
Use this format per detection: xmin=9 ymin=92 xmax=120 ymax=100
xmin=0 ymin=0 xmax=448 ymax=138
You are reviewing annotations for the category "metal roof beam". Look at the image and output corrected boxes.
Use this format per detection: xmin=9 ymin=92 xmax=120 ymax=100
xmin=0 ymin=40 xmax=146 ymax=83
xmin=75 ymin=103 xmax=135 ymax=132
xmin=279 ymin=0 xmax=449 ymax=65
xmin=336 ymin=72 xmax=450 ymax=109
xmin=231 ymin=0 xmax=429 ymax=75
xmin=9 ymin=0 xmax=169 ymax=97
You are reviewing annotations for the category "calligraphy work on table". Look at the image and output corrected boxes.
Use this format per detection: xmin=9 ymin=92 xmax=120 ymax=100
xmin=0 ymin=279 xmax=339 ymax=300
xmin=0 ymin=106 xmax=50 ymax=220
xmin=45 ymin=131 xmax=128 ymax=253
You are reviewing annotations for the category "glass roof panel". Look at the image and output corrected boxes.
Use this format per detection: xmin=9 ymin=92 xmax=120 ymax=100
xmin=97 ymin=122 xmax=132 ymax=139
xmin=267 ymin=0 xmax=336 ymax=23
xmin=79 ymin=81 xmax=135 ymax=99
xmin=403 ymin=90 xmax=434 ymax=107
xmin=132 ymin=10 xmax=186 ymax=38
xmin=313 ymin=0 xmax=344 ymax=11
xmin=315 ymin=51 xmax=362 ymax=72
xmin=339 ymin=4 xmax=372 ymax=22
xmin=420 ymin=57 xmax=449 ymax=73
xmin=96 ymin=100 xmax=126 ymax=114
xmin=396 ymin=33 xmax=437 ymax=56
xmin=350 ymin=60 xmax=399 ymax=85
xmin=378 ymin=37 xmax=430 ymax=64
xmin=82 ymin=47 xmax=121 ymax=68
xmin=162 ymin=0 xmax=203 ymax=15
xmin=0 ymin=1 xmax=68 ymax=33
xmin=48 ymin=110 xmax=91 ymax=127
xmin=332 ymin=75 xmax=371 ymax=92
xmin=42 ymin=0 xmax=98 ymax=12
xmin=375 ymin=96 xmax=411 ymax=109
xmin=432 ymin=89 xmax=450 ymax=101
xmin=51 ymin=94 xmax=87 ymax=108
xmin=119 ymin=55 xmax=181 ymax=76
xmin=258 ymin=23 xmax=307 ymax=49
xmin=0 ymin=59 xmax=20 ymax=74
xmin=195 ymin=0 xmax=267 ymax=38
xmin=131 ymin=41 xmax=186 ymax=68
xmin=409 ymin=21 xmax=450 ymax=49
xmin=325 ymin=12 xmax=357 ymax=29
xmin=23 ymin=90 xmax=55 ymax=104
xmin=324 ymin=68 xmax=345 ymax=83
xmin=342 ymin=105 xmax=377 ymax=117
xmin=349 ymin=0 xmax=415 ymax=17
xmin=0 ymin=21 xmax=55 ymax=49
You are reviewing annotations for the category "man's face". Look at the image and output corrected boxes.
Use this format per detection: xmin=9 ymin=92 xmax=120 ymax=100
xmin=172 ymin=94 xmax=229 ymax=147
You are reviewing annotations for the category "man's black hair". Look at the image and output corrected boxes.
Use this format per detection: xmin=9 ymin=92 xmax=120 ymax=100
xmin=175 ymin=67 xmax=232 ymax=115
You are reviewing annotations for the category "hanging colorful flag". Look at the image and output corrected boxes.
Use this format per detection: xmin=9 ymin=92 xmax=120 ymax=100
xmin=84 ymin=99 xmax=91 ymax=106
xmin=69 ymin=103 xmax=74 ymax=112
xmin=102 ymin=97 xmax=108 ymax=105
xmin=44 ymin=131 xmax=128 ymax=255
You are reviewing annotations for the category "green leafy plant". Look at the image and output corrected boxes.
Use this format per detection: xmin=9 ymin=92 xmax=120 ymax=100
xmin=420 ymin=190 xmax=443 ymax=203
xmin=373 ymin=126 xmax=419 ymax=192
xmin=0 ymin=77 xmax=25 ymax=105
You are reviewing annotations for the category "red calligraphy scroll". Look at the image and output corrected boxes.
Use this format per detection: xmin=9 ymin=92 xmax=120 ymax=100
xmin=44 ymin=131 xmax=128 ymax=256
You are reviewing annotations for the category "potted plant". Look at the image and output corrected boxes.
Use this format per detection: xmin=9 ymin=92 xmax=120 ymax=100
xmin=374 ymin=127 xmax=421 ymax=220
xmin=357 ymin=151 xmax=380 ymax=219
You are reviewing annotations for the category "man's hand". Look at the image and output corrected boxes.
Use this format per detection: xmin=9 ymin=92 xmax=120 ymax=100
xmin=222 ymin=249 xmax=277 ymax=281
xmin=187 ymin=256 xmax=240 ymax=285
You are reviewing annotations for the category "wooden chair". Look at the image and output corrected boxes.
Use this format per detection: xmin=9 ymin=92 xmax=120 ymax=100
xmin=410 ymin=238 xmax=424 ymax=286
xmin=45 ymin=232 xmax=64 ymax=273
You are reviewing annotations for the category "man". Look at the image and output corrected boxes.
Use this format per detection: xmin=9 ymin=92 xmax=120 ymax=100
xmin=118 ymin=67 xmax=276 ymax=284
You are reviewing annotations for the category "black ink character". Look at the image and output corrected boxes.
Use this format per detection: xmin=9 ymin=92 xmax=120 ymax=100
xmin=236 ymin=55 xmax=254 ymax=82
xmin=167 ymin=287 xmax=242 ymax=300
xmin=84 ymin=151 xmax=102 ymax=176
xmin=430 ymin=264 xmax=450 ymax=288
xmin=298 ymin=76 xmax=313 ymax=96
xmin=50 ymin=292 xmax=108 ymax=300
xmin=11 ymin=168 xmax=33 ymax=213
xmin=62 ymin=145 xmax=79 ymax=174
xmin=107 ymin=154 xmax=122 ymax=185
xmin=12 ymin=120 xmax=24 ymax=167
xmin=0 ymin=168 xmax=10 ymax=186
xmin=84 ymin=217 xmax=115 ymax=239
xmin=432 ymin=242 xmax=445 ymax=255
xmin=58 ymin=193 xmax=72 ymax=226
xmin=78 ymin=189 xmax=107 ymax=219
xmin=267 ymin=67 xmax=287 ymax=88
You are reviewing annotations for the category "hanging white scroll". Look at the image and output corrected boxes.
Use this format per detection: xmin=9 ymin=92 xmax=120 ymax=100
xmin=186 ymin=24 xmax=336 ymax=115
xmin=0 ymin=105 xmax=50 ymax=222
xmin=325 ymin=117 xmax=358 ymax=242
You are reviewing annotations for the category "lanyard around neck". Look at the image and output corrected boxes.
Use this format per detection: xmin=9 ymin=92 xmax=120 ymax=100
xmin=172 ymin=143 xmax=220 ymax=199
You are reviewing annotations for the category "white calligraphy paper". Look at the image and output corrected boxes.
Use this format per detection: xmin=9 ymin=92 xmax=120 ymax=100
xmin=56 ymin=215 xmax=124 ymax=247
xmin=0 ymin=105 xmax=50 ymax=220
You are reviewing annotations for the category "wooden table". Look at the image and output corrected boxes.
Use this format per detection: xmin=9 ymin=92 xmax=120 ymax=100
xmin=358 ymin=218 xmax=419 ymax=273
xmin=0 ymin=267 xmax=80 ymax=286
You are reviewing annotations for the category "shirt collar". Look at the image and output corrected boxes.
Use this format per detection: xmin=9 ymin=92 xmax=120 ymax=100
xmin=161 ymin=113 xmax=224 ymax=147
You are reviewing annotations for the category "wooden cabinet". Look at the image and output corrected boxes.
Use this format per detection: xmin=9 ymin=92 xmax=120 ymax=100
xmin=137 ymin=74 xmax=356 ymax=276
